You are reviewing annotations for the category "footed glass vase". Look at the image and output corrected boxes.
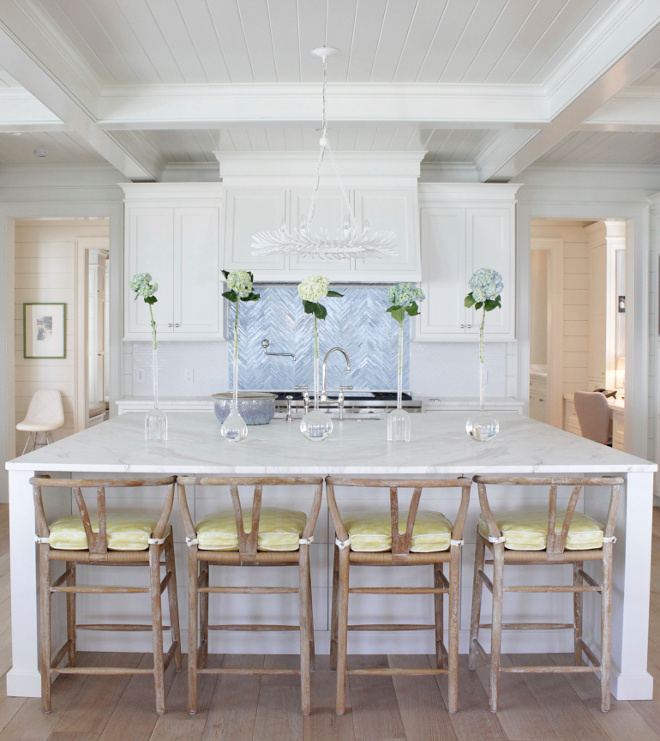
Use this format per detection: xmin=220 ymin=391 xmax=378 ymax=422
xmin=301 ymin=333 xmax=333 ymax=442
xmin=466 ymin=360 xmax=499 ymax=442
xmin=221 ymin=338 xmax=248 ymax=442
xmin=387 ymin=324 xmax=411 ymax=442
xmin=145 ymin=347 xmax=167 ymax=442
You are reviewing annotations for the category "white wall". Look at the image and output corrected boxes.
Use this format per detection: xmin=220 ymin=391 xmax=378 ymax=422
xmin=0 ymin=165 xmax=124 ymax=502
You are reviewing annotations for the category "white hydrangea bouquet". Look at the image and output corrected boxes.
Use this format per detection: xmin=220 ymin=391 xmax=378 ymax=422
xmin=464 ymin=268 xmax=503 ymax=439
xmin=298 ymin=275 xmax=343 ymax=440
xmin=130 ymin=272 xmax=166 ymax=441
xmin=220 ymin=269 xmax=260 ymax=441
xmin=129 ymin=272 xmax=159 ymax=349
xmin=386 ymin=283 xmax=425 ymax=441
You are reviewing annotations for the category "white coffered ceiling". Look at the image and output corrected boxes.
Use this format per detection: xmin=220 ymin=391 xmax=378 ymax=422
xmin=1 ymin=0 xmax=660 ymax=180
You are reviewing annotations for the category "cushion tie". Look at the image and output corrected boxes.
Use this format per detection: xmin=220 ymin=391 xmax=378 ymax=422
xmin=147 ymin=536 xmax=166 ymax=545
xmin=450 ymin=538 xmax=464 ymax=547
xmin=35 ymin=535 xmax=50 ymax=544
xmin=298 ymin=536 xmax=314 ymax=545
xmin=488 ymin=534 xmax=506 ymax=544
xmin=185 ymin=536 xmax=199 ymax=547
xmin=602 ymin=535 xmax=617 ymax=544
xmin=335 ymin=537 xmax=351 ymax=550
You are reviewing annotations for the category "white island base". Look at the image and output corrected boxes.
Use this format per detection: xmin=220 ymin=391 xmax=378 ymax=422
xmin=5 ymin=412 xmax=656 ymax=701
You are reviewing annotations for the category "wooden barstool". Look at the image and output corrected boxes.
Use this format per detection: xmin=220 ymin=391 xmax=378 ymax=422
xmin=468 ymin=475 xmax=622 ymax=712
xmin=32 ymin=475 xmax=182 ymax=715
xmin=326 ymin=476 xmax=471 ymax=715
xmin=177 ymin=475 xmax=324 ymax=715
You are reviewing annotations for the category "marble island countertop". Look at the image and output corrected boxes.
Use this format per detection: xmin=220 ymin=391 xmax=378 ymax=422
xmin=7 ymin=411 xmax=655 ymax=475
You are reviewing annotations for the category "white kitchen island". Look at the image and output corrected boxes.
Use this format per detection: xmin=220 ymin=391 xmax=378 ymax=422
xmin=5 ymin=411 xmax=657 ymax=701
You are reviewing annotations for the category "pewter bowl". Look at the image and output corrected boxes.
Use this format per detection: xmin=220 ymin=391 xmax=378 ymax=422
xmin=212 ymin=392 xmax=277 ymax=426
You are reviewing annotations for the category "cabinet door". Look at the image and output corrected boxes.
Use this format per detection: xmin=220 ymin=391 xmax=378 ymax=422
xmin=174 ymin=207 xmax=222 ymax=336
xmin=353 ymin=189 xmax=420 ymax=279
xmin=125 ymin=207 xmax=174 ymax=336
xmin=466 ymin=208 xmax=514 ymax=337
xmin=224 ymin=189 xmax=287 ymax=273
xmin=289 ymin=189 xmax=351 ymax=274
xmin=416 ymin=207 xmax=466 ymax=338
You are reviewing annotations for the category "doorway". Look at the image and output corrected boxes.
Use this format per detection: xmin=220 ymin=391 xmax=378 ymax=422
xmin=529 ymin=218 xmax=626 ymax=447
xmin=11 ymin=218 xmax=110 ymax=456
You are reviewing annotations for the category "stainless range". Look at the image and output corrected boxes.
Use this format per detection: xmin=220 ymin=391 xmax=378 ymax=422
xmin=274 ymin=391 xmax=421 ymax=419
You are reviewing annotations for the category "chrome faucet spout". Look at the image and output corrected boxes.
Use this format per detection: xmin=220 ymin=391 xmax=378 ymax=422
xmin=321 ymin=347 xmax=351 ymax=402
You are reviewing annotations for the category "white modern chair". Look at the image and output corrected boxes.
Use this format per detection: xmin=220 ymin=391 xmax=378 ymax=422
xmin=16 ymin=389 xmax=65 ymax=454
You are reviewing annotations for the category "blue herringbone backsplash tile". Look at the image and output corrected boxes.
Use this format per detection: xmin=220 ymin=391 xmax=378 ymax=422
xmin=228 ymin=285 xmax=410 ymax=392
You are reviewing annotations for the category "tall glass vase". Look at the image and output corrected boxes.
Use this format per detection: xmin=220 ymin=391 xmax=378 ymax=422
xmin=145 ymin=346 xmax=167 ymax=442
xmin=466 ymin=309 xmax=499 ymax=441
xmin=300 ymin=317 xmax=333 ymax=441
xmin=221 ymin=303 xmax=248 ymax=442
xmin=387 ymin=323 xmax=411 ymax=442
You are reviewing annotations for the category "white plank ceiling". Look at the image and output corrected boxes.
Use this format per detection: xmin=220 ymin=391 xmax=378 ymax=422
xmin=0 ymin=0 xmax=659 ymax=179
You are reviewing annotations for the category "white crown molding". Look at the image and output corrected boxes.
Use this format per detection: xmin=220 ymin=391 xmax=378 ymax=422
xmin=97 ymin=83 xmax=547 ymax=129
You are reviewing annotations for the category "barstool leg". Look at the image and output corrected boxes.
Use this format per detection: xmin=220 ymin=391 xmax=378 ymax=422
xmin=489 ymin=543 xmax=505 ymax=713
xmin=335 ymin=548 xmax=350 ymax=716
xmin=601 ymin=546 xmax=614 ymax=712
xmin=39 ymin=547 xmax=52 ymax=713
xmin=165 ymin=534 xmax=182 ymax=671
xmin=468 ymin=532 xmax=486 ymax=671
xmin=329 ymin=544 xmax=340 ymax=671
xmin=573 ymin=561 xmax=584 ymax=666
xmin=199 ymin=561 xmax=210 ymax=669
xmin=149 ymin=545 xmax=166 ymax=715
xmin=298 ymin=545 xmax=312 ymax=715
xmin=434 ymin=563 xmax=445 ymax=669
xmin=187 ymin=549 xmax=199 ymax=714
xmin=306 ymin=555 xmax=316 ymax=672
xmin=447 ymin=545 xmax=461 ymax=713
xmin=65 ymin=562 xmax=76 ymax=667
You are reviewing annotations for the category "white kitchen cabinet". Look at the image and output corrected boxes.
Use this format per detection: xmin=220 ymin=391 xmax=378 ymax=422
xmin=122 ymin=184 xmax=224 ymax=341
xmin=414 ymin=184 xmax=519 ymax=342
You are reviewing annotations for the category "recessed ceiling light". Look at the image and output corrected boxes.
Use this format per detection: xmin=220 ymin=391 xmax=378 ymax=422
xmin=33 ymin=148 xmax=49 ymax=158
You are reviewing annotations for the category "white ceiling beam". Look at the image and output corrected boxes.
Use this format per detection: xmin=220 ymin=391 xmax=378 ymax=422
xmin=0 ymin=14 xmax=164 ymax=180
xmin=0 ymin=89 xmax=65 ymax=131
xmin=476 ymin=2 xmax=660 ymax=181
xmin=97 ymin=83 xmax=547 ymax=130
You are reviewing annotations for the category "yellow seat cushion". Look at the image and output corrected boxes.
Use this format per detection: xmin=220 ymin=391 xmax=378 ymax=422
xmin=48 ymin=514 xmax=166 ymax=551
xmin=477 ymin=510 xmax=605 ymax=551
xmin=344 ymin=510 xmax=453 ymax=552
xmin=196 ymin=507 xmax=307 ymax=551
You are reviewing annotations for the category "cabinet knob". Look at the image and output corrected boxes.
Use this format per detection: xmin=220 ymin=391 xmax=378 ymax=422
xmin=175 ymin=323 xmax=180 ymax=328
xmin=467 ymin=324 xmax=472 ymax=329
xmin=167 ymin=323 xmax=173 ymax=328
xmin=460 ymin=324 xmax=465 ymax=329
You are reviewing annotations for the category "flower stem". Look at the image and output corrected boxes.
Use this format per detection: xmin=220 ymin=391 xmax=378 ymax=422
xmin=149 ymin=304 xmax=157 ymax=351
xmin=479 ymin=305 xmax=486 ymax=410
xmin=313 ymin=315 xmax=319 ymax=410
xmin=233 ymin=301 xmax=239 ymax=404
xmin=397 ymin=322 xmax=403 ymax=410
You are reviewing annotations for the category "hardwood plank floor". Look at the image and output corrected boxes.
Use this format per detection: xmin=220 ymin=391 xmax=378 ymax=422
xmin=0 ymin=503 xmax=658 ymax=740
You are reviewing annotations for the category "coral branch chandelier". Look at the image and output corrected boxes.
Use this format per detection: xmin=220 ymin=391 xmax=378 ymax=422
xmin=251 ymin=47 xmax=397 ymax=261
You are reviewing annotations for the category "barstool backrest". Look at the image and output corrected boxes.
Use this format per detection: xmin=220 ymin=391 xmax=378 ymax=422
xmin=325 ymin=476 xmax=472 ymax=562
xmin=177 ymin=476 xmax=324 ymax=560
xmin=473 ymin=475 xmax=622 ymax=556
xmin=31 ymin=476 xmax=176 ymax=559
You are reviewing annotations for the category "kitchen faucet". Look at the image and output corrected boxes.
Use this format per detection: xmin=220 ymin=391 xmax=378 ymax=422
xmin=321 ymin=347 xmax=352 ymax=403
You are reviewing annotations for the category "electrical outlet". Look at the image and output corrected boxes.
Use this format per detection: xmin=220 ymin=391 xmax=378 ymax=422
xmin=135 ymin=368 xmax=145 ymax=383
xmin=184 ymin=369 xmax=194 ymax=384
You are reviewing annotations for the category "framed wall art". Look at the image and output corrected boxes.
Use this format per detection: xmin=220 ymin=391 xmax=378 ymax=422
xmin=23 ymin=303 xmax=66 ymax=359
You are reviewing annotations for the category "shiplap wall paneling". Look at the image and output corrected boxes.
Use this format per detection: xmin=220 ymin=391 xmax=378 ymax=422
xmin=13 ymin=219 xmax=109 ymax=454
